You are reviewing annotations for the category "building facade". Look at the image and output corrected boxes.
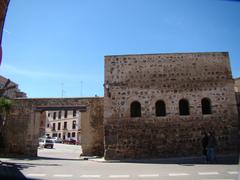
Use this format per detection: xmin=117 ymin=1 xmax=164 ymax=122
xmin=104 ymin=52 xmax=239 ymax=160
xmin=45 ymin=110 xmax=81 ymax=143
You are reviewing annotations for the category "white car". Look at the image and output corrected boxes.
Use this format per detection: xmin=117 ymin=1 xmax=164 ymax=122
xmin=39 ymin=138 xmax=54 ymax=149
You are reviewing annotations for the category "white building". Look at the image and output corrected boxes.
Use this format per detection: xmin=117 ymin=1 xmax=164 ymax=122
xmin=45 ymin=110 xmax=81 ymax=143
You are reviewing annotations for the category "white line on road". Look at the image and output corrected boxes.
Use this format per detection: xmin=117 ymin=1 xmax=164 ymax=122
xmin=200 ymin=179 xmax=235 ymax=180
xmin=227 ymin=171 xmax=239 ymax=175
xmin=80 ymin=175 xmax=101 ymax=178
xmin=138 ymin=174 xmax=159 ymax=178
xmin=26 ymin=173 xmax=46 ymax=177
xmin=53 ymin=174 xmax=73 ymax=177
xmin=109 ymin=175 xmax=130 ymax=178
xmin=198 ymin=172 xmax=219 ymax=175
xmin=168 ymin=173 xmax=190 ymax=176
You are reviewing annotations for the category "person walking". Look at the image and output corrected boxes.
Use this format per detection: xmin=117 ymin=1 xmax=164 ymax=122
xmin=201 ymin=132 xmax=208 ymax=162
xmin=206 ymin=131 xmax=217 ymax=163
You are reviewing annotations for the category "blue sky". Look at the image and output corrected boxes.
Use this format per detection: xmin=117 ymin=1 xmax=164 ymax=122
xmin=0 ymin=0 xmax=240 ymax=98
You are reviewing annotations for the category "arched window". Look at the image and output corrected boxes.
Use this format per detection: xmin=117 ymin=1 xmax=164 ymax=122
xmin=179 ymin=99 xmax=190 ymax=115
xmin=201 ymin=98 xmax=212 ymax=114
xmin=156 ymin=100 xmax=166 ymax=116
xmin=130 ymin=101 xmax=141 ymax=117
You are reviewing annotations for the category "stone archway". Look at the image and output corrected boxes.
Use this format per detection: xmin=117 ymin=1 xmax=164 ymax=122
xmin=0 ymin=97 xmax=104 ymax=157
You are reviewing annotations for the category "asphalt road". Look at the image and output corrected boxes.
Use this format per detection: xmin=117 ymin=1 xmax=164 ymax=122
xmin=0 ymin=143 xmax=239 ymax=180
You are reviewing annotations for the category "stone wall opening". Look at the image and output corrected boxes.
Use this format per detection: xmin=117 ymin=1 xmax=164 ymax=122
xmin=155 ymin=100 xmax=166 ymax=117
xmin=0 ymin=97 xmax=104 ymax=158
xmin=201 ymin=98 xmax=212 ymax=115
xmin=179 ymin=99 xmax=190 ymax=116
xmin=35 ymin=105 xmax=86 ymax=159
xmin=130 ymin=101 xmax=141 ymax=117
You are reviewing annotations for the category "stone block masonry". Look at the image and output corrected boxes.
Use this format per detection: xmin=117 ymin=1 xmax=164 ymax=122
xmin=0 ymin=51 xmax=239 ymax=160
xmin=104 ymin=52 xmax=239 ymax=160
xmin=0 ymin=97 xmax=104 ymax=157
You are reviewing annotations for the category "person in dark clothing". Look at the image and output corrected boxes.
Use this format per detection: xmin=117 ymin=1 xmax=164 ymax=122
xmin=201 ymin=132 xmax=209 ymax=161
xmin=206 ymin=131 xmax=217 ymax=163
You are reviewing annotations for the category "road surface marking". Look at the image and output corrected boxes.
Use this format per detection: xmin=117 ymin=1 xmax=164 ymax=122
xmin=198 ymin=172 xmax=219 ymax=175
xmin=200 ymin=179 xmax=235 ymax=180
xmin=168 ymin=173 xmax=190 ymax=176
xmin=53 ymin=174 xmax=73 ymax=177
xmin=80 ymin=175 xmax=101 ymax=178
xmin=227 ymin=171 xmax=239 ymax=175
xmin=109 ymin=175 xmax=130 ymax=178
xmin=27 ymin=173 xmax=46 ymax=177
xmin=138 ymin=174 xmax=159 ymax=177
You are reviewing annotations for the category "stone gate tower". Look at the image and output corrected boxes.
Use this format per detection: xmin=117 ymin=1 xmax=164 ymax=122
xmin=104 ymin=52 xmax=239 ymax=160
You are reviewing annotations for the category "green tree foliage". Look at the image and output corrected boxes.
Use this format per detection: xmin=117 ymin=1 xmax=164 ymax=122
xmin=0 ymin=97 xmax=12 ymax=114
xmin=0 ymin=97 xmax=12 ymax=148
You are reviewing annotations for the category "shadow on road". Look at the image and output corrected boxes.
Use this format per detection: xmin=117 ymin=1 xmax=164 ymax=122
xmin=2 ymin=155 xmax=88 ymax=161
xmin=102 ymin=154 xmax=239 ymax=165
xmin=0 ymin=161 xmax=37 ymax=180
xmin=37 ymin=156 xmax=86 ymax=161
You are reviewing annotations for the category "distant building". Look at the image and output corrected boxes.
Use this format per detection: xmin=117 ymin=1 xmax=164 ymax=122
xmin=39 ymin=112 xmax=47 ymax=138
xmin=45 ymin=110 xmax=81 ymax=143
xmin=0 ymin=75 xmax=27 ymax=98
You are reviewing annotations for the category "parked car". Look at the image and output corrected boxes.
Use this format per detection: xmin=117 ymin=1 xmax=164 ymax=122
xmin=63 ymin=138 xmax=76 ymax=145
xmin=39 ymin=138 xmax=54 ymax=149
xmin=69 ymin=138 xmax=76 ymax=145
xmin=51 ymin=137 xmax=63 ymax=143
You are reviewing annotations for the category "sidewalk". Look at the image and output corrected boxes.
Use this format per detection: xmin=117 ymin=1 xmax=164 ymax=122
xmin=88 ymin=154 xmax=240 ymax=164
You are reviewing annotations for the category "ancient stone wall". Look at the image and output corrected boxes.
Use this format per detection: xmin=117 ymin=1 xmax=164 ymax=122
xmin=235 ymin=78 xmax=240 ymax=92
xmin=0 ymin=97 xmax=104 ymax=157
xmin=104 ymin=52 xmax=239 ymax=160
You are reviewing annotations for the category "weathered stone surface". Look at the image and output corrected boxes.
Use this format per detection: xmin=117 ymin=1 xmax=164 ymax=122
xmin=234 ymin=78 xmax=240 ymax=92
xmin=1 ymin=52 xmax=239 ymax=160
xmin=104 ymin=52 xmax=239 ymax=160
xmin=1 ymin=97 xmax=104 ymax=157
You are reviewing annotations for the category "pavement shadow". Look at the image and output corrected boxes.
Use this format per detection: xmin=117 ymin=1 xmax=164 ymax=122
xmin=101 ymin=155 xmax=240 ymax=165
xmin=0 ymin=161 xmax=33 ymax=180
xmin=36 ymin=156 xmax=85 ymax=161
xmin=2 ymin=155 xmax=85 ymax=161
xmin=0 ymin=159 xmax=62 ymax=180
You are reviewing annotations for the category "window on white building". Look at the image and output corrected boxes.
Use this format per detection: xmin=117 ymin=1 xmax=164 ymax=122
xmin=52 ymin=123 xmax=56 ymax=131
xmin=53 ymin=112 xmax=56 ymax=120
xmin=72 ymin=121 xmax=76 ymax=129
xmin=64 ymin=122 xmax=67 ymax=129
xmin=72 ymin=132 xmax=75 ymax=137
xmin=58 ymin=111 xmax=61 ymax=119
xmin=64 ymin=110 xmax=68 ymax=118
xmin=73 ymin=110 xmax=76 ymax=117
